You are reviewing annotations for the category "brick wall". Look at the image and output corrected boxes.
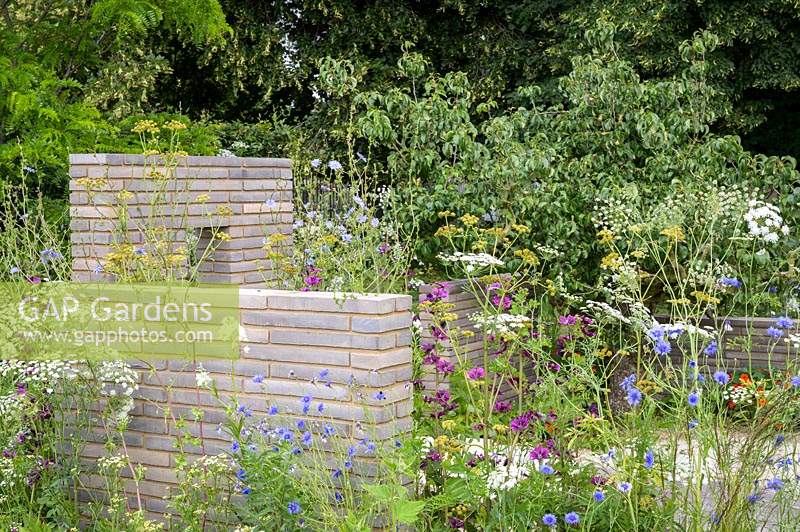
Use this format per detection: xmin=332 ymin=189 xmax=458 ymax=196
xmin=69 ymin=154 xmax=293 ymax=284
xmin=79 ymin=288 xmax=413 ymax=523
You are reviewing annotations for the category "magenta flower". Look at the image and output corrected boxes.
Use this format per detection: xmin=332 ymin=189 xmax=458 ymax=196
xmin=466 ymin=367 xmax=486 ymax=380
xmin=559 ymin=315 xmax=577 ymax=326
xmin=529 ymin=446 xmax=550 ymax=460
xmin=494 ymin=400 xmax=512 ymax=413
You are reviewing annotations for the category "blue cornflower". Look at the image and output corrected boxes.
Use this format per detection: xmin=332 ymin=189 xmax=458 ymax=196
xmin=348 ymin=445 xmax=356 ymax=457
xmin=626 ymin=387 xmax=643 ymax=406
xmin=236 ymin=468 xmax=246 ymax=481
xmin=542 ymin=514 xmax=557 ymax=527
xmin=617 ymin=481 xmax=632 ymax=494
xmin=332 ymin=469 xmax=342 ymax=479
xmin=394 ymin=440 xmax=403 ymax=448
xmin=242 ymin=486 xmax=251 ymax=495
xmin=565 ymin=512 xmax=580 ymax=526
xmin=719 ymin=276 xmax=742 ymax=288
xmin=766 ymin=327 xmax=783 ymax=339
xmin=539 ymin=464 xmax=555 ymax=475
xmin=791 ymin=376 xmax=800 ymax=388
xmin=644 ymin=450 xmax=655 ymax=469
xmin=648 ymin=325 xmax=665 ymax=341
xmin=232 ymin=440 xmax=240 ymax=452
xmin=704 ymin=341 xmax=718 ymax=357
xmin=776 ymin=316 xmax=794 ymax=329
xmin=39 ymin=248 xmax=63 ymax=264
xmin=253 ymin=374 xmax=265 ymax=384
xmin=291 ymin=447 xmax=302 ymax=455
xmin=688 ymin=391 xmax=700 ymax=407
xmin=776 ymin=434 xmax=786 ymax=445
xmin=311 ymin=159 xmax=321 ymax=168
xmin=302 ymin=403 xmax=311 ymax=414
xmin=334 ymin=491 xmax=344 ymax=503
xmin=621 ymin=373 xmax=637 ymax=391
xmin=296 ymin=420 xmax=306 ymax=430
xmin=282 ymin=431 xmax=294 ymax=441
xmin=713 ymin=371 xmax=730 ymax=386
xmin=688 ymin=419 xmax=699 ymax=429
xmin=268 ymin=405 xmax=279 ymax=415
xmin=767 ymin=478 xmax=784 ymax=491
xmin=301 ymin=395 xmax=312 ymax=404
xmin=287 ymin=501 xmax=301 ymax=515
xmin=323 ymin=424 xmax=336 ymax=437
xmin=344 ymin=460 xmax=352 ymax=469
xmin=654 ymin=338 xmax=671 ymax=356
xmin=317 ymin=402 xmax=325 ymax=413
xmin=328 ymin=160 xmax=342 ymax=171
xmin=747 ymin=493 xmax=761 ymax=505
xmin=319 ymin=369 xmax=330 ymax=379
xmin=302 ymin=431 xmax=312 ymax=446
xmin=689 ymin=359 xmax=697 ymax=368
xmin=374 ymin=391 xmax=386 ymax=400
xmin=593 ymin=490 xmax=605 ymax=502
xmin=236 ymin=404 xmax=252 ymax=417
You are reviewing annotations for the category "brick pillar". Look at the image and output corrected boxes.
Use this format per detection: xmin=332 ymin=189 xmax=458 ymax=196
xmin=68 ymin=154 xmax=293 ymax=284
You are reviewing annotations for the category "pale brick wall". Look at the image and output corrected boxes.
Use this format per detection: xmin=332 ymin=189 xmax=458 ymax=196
xmin=79 ymin=288 xmax=413 ymax=523
xmin=67 ymin=154 xmax=414 ymax=525
xmin=69 ymin=154 xmax=293 ymax=284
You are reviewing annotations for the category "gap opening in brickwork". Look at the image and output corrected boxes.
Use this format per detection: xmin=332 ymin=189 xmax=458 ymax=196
xmin=189 ymin=225 xmax=228 ymax=277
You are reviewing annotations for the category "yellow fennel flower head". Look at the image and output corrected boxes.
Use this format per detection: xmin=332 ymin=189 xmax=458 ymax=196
xmin=132 ymin=120 xmax=160 ymax=134
xmin=195 ymin=194 xmax=210 ymax=204
xmin=434 ymin=224 xmax=460 ymax=237
xmin=631 ymin=249 xmax=646 ymax=259
xmin=459 ymin=214 xmax=479 ymax=227
xmin=471 ymin=240 xmax=487 ymax=251
xmin=660 ymin=225 xmax=685 ymax=242
xmin=215 ymin=231 xmax=232 ymax=242
xmin=545 ymin=279 xmax=557 ymax=296
xmin=492 ymin=424 xmax=508 ymax=434
xmin=596 ymin=228 xmax=614 ymax=244
xmin=600 ymin=252 xmax=622 ymax=270
xmin=438 ymin=210 xmax=456 ymax=218
xmin=215 ymin=205 xmax=234 ymax=216
xmin=441 ymin=419 xmax=456 ymax=430
xmin=75 ymin=177 xmax=108 ymax=191
xmin=116 ymin=190 xmax=134 ymax=202
xmin=690 ymin=290 xmax=720 ymax=305
xmin=514 ymin=248 xmax=540 ymax=266
xmin=163 ymin=120 xmax=187 ymax=131
xmin=596 ymin=347 xmax=614 ymax=358
xmin=267 ymin=233 xmax=289 ymax=244
xmin=511 ymin=224 xmax=530 ymax=234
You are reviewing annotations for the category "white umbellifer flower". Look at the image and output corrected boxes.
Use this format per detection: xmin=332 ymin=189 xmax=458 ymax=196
xmin=745 ymin=200 xmax=789 ymax=243
xmin=471 ymin=313 xmax=531 ymax=335
xmin=196 ymin=365 xmax=213 ymax=388
xmin=438 ymin=252 xmax=504 ymax=271
xmin=583 ymin=301 xmax=631 ymax=324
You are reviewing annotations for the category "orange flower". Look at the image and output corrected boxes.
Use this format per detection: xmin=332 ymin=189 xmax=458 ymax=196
xmin=739 ymin=374 xmax=752 ymax=385
xmin=727 ymin=400 xmax=737 ymax=410
xmin=758 ymin=397 xmax=767 ymax=407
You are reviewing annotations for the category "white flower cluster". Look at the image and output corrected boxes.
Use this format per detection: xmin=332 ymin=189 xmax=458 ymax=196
xmin=96 ymin=361 xmax=139 ymax=425
xmin=583 ymin=300 xmax=631 ymax=324
xmin=745 ymin=200 xmax=789 ymax=243
xmin=439 ymin=252 xmax=504 ymax=273
xmin=195 ymin=364 xmax=213 ymax=388
xmin=722 ymin=384 xmax=760 ymax=407
xmin=470 ymin=312 xmax=531 ymax=335
xmin=0 ymin=360 xmax=78 ymax=393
